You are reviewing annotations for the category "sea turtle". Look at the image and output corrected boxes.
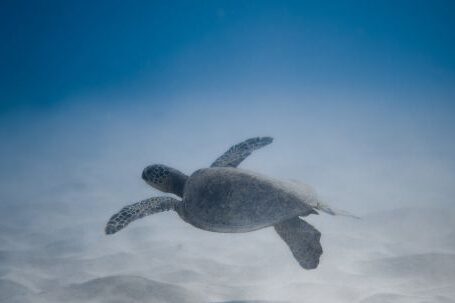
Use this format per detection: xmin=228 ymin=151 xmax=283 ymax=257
xmin=105 ymin=137 xmax=355 ymax=269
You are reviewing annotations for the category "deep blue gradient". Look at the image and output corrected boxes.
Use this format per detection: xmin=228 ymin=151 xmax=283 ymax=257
xmin=1 ymin=1 xmax=454 ymax=111
xmin=0 ymin=1 xmax=454 ymax=213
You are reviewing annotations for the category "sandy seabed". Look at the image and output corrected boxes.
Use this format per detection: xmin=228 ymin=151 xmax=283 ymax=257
xmin=1 ymin=193 xmax=454 ymax=303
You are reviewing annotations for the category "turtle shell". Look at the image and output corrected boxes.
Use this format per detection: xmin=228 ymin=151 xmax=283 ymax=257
xmin=180 ymin=167 xmax=317 ymax=233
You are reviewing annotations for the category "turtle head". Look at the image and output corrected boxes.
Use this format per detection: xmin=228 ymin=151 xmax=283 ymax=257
xmin=141 ymin=164 xmax=188 ymax=197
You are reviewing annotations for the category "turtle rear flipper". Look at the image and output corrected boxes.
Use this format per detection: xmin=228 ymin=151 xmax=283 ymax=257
xmin=274 ymin=217 xmax=323 ymax=270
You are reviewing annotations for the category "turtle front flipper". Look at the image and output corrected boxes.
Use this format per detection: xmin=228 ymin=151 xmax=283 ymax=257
xmin=274 ymin=217 xmax=323 ymax=270
xmin=211 ymin=136 xmax=273 ymax=168
xmin=105 ymin=196 xmax=180 ymax=234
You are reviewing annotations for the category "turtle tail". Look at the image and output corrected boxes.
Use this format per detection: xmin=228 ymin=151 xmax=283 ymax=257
xmin=315 ymin=201 xmax=360 ymax=219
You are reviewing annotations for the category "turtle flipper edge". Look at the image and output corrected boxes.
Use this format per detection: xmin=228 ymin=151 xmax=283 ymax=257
xmin=274 ymin=217 xmax=323 ymax=270
xmin=211 ymin=136 xmax=273 ymax=168
xmin=105 ymin=196 xmax=180 ymax=234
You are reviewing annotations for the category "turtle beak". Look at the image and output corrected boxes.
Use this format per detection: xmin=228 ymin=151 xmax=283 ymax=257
xmin=141 ymin=168 xmax=148 ymax=181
